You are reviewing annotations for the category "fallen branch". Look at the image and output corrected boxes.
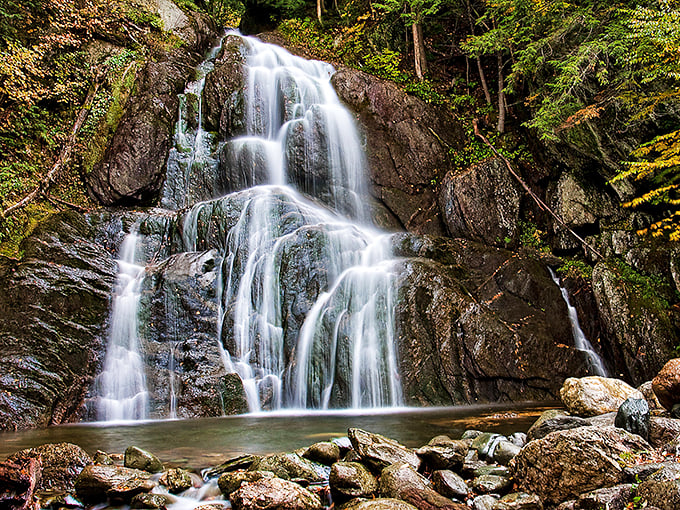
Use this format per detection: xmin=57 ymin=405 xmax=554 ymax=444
xmin=2 ymin=81 xmax=101 ymax=219
xmin=44 ymin=194 xmax=90 ymax=213
xmin=472 ymin=119 xmax=604 ymax=260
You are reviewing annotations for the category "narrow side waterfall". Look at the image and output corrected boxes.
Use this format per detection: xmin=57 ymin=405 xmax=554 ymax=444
xmin=97 ymin=231 xmax=149 ymax=421
xmin=549 ymin=268 xmax=608 ymax=377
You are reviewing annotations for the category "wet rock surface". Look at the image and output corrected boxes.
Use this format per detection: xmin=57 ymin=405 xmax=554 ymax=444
xmin=560 ymin=376 xmax=644 ymax=417
xmin=652 ymin=358 xmax=680 ymax=412
xmin=0 ymin=212 xmax=117 ymax=430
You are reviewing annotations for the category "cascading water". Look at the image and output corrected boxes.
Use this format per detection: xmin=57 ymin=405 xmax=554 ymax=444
xmin=177 ymin=34 xmax=403 ymax=411
xmin=549 ymin=268 xmax=608 ymax=377
xmin=95 ymin=32 xmax=403 ymax=418
xmin=97 ymin=231 xmax=149 ymax=421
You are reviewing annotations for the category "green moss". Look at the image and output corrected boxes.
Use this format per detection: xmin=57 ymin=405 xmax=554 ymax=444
xmin=557 ymin=259 xmax=594 ymax=280
xmin=611 ymin=258 xmax=675 ymax=312
xmin=518 ymin=220 xmax=550 ymax=252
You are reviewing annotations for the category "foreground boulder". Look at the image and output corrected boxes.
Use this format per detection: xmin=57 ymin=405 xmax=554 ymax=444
xmin=6 ymin=443 xmax=92 ymax=491
xmin=652 ymin=358 xmax=680 ymax=412
xmin=249 ymin=453 xmax=326 ymax=483
xmin=0 ymin=456 xmax=41 ymax=510
xmin=75 ymin=465 xmax=154 ymax=502
xmin=379 ymin=462 xmax=466 ymax=510
xmin=230 ymin=477 xmax=323 ymax=510
xmin=124 ymin=446 xmax=164 ymax=473
xmin=339 ymin=499 xmax=418 ymax=510
xmin=348 ymin=428 xmax=421 ymax=471
xmin=329 ymin=462 xmax=378 ymax=502
xmin=512 ymin=426 xmax=651 ymax=504
xmin=560 ymin=377 xmax=644 ymax=417
xmin=526 ymin=410 xmax=589 ymax=441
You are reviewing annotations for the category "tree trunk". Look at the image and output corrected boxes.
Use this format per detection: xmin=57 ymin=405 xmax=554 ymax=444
xmin=465 ymin=0 xmax=492 ymax=104
xmin=316 ymin=0 xmax=322 ymax=24
xmin=412 ymin=21 xmax=427 ymax=80
xmin=497 ymin=52 xmax=505 ymax=133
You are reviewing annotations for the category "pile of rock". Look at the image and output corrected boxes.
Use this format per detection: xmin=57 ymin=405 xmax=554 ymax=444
xmin=1 ymin=361 xmax=679 ymax=510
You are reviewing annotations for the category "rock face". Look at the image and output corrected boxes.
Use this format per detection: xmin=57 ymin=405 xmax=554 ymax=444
xmin=331 ymin=66 xmax=464 ymax=235
xmin=592 ymin=263 xmax=677 ymax=385
xmin=439 ymin=158 xmax=522 ymax=248
xmin=652 ymin=358 xmax=680 ymax=411
xmin=87 ymin=13 xmax=217 ymax=206
xmin=560 ymin=376 xmax=644 ymax=417
xmin=0 ymin=212 xmax=117 ymax=430
xmin=393 ymin=234 xmax=590 ymax=405
xmin=512 ymin=426 xmax=651 ymax=504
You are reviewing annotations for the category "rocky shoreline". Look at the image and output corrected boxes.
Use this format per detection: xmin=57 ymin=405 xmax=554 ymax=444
xmin=1 ymin=368 xmax=679 ymax=510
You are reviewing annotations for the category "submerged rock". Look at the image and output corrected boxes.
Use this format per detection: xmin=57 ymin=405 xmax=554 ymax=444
xmin=560 ymin=376 xmax=644 ymax=417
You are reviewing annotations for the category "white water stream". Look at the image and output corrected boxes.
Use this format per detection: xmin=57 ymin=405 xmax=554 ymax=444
xmin=97 ymin=231 xmax=149 ymax=421
xmin=549 ymin=268 xmax=608 ymax=377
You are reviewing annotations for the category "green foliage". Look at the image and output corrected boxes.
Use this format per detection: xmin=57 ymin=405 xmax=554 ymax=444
xmin=362 ymin=49 xmax=406 ymax=82
xmin=557 ymin=259 xmax=593 ymax=280
xmin=518 ymin=220 xmax=550 ymax=252
xmin=612 ymin=258 xmax=675 ymax=310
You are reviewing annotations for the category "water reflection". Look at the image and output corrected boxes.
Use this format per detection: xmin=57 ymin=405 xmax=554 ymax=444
xmin=0 ymin=403 xmax=555 ymax=468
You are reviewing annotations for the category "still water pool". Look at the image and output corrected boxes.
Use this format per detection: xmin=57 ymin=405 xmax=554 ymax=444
xmin=0 ymin=403 xmax=555 ymax=469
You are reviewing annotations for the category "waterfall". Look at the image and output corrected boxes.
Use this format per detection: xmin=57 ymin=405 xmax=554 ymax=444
xmin=549 ymin=268 xmax=608 ymax=377
xmin=95 ymin=32 xmax=403 ymax=418
xmin=97 ymin=231 xmax=149 ymax=421
xmin=173 ymin=33 xmax=403 ymax=411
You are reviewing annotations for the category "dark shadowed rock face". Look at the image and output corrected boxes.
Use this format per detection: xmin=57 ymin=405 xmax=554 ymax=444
xmin=331 ymin=67 xmax=464 ymax=235
xmin=439 ymin=158 xmax=522 ymax=249
xmin=392 ymin=233 xmax=590 ymax=405
xmin=0 ymin=212 xmax=117 ymax=430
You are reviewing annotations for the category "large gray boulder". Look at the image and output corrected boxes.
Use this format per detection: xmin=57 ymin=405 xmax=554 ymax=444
xmin=512 ymin=426 xmax=651 ymax=504
xmin=348 ymin=428 xmax=421 ymax=472
xmin=560 ymin=376 xmax=644 ymax=417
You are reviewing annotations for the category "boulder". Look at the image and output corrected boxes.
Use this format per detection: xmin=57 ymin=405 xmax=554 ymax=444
xmin=339 ymin=499 xmax=418 ymax=510
xmin=303 ymin=442 xmax=341 ymax=466
xmin=615 ymin=398 xmax=650 ymax=440
xmin=131 ymin=493 xmax=174 ymax=509
xmin=204 ymin=454 xmax=259 ymax=479
xmin=379 ymin=462 xmax=466 ymax=510
xmin=637 ymin=381 xmax=663 ymax=410
xmin=526 ymin=410 xmax=589 ymax=442
xmin=472 ymin=475 xmax=512 ymax=494
xmin=75 ymin=465 xmax=155 ymax=502
xmin=649 ymin=417 xmax=680 ymax=448
xmin=652 ymin=359 xmax=680 ymax=411
xmin=560 ymin=377 xmax=644 ymax=417
xmin=159 ymin=468 xmax=194 ymax=493
xmin=329 ymin=462 xmax=378 ymax=502
xmin=576 ymin=484 xmax=633 ymax=510
xmin=431 ymin=470 xmax=468 ymax=500
xmin=218 ymin=471 xmax=275 ymax=496
xmin=473 ymin=495 xmax=499 ymax=510
xmin=512 ymin=426 xmax=651 ymax=504
xmin=415 ymin=445 xmax=464 ymax=471
xmin=348 ymin=428 xmax=420 ymax=471
xmin=493 ymin=441 xmax=522 ymax=466
xmin=230 ymin=477 xmax=323 ymax=510
xmin=439 ymin=158 xmax=522 ymax=248
xmin=124 ymin=446 xmax=164 ymax=473
xmin=249 ymin=454 xmax=326 ymax=483
xmin=492 ymin=492 xmax=543 ymax=510
xmin=6 ymin=443 xmax=92 ymax=491
xmin=636 ymin=479 xmax=680 ymax=510
xmin=471 ymin=433 xmax=504 ymax=460
xmin=0 ymin=456 xmax=41 ymax=510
